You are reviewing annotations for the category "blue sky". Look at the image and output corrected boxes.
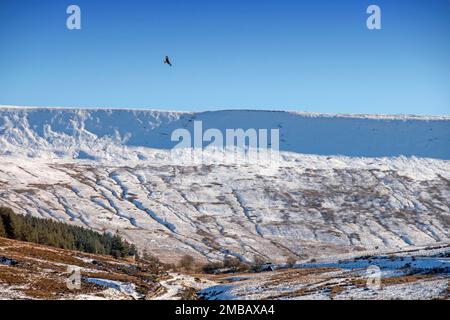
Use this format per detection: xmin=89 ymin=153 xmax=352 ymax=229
xmin=0 ymin=0 xmax=449 ymax=115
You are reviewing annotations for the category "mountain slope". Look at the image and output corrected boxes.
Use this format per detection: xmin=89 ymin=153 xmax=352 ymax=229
xmin=1 ymin=106 xmax=449 ymax=160
xmin=0 ymin=106 xmax=449 ymax=264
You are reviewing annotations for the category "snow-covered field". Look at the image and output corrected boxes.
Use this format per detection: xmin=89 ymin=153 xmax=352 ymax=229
xmin=0 ymin=106 xmax=449 ymax=265
xmin=198 ymin=246 xmax=449 ymax=300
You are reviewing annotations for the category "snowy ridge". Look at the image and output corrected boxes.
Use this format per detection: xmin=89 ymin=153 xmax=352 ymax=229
xmin=1 ymin=106 xmax=449 ymax=160
xmin=2 ymin=105 xmax=450 ymax=120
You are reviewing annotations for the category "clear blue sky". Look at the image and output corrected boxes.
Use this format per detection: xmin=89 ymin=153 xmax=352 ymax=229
xmin=0 ymin=0 xmax=449 ymax=115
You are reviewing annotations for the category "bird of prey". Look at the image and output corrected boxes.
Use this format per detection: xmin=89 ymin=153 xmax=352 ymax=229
xmin=164 ymin=56 xmax=172 ymax=67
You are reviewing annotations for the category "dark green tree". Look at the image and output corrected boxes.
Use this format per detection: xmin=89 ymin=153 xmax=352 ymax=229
xmin=0 ymin=207 xmax=136 ymax=259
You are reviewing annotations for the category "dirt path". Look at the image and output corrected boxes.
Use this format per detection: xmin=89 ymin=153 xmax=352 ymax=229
xmin=153 ymin=273 xmax=218 ymax=300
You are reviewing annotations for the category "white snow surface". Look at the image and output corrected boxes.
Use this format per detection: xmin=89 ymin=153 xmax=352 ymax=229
xmin=198 ymin=248 xmax=449 ymax=300
xmin=0 ymin=106 xmax=449 ymax=263
xmin=86 ymin=278 xmax=142 ymax=300
xmin=1 ymin=106 xmax=449 ymax=159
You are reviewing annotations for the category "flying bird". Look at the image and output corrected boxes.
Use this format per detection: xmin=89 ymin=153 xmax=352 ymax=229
xmin=164 ymin=56 xmax=172 ymax=67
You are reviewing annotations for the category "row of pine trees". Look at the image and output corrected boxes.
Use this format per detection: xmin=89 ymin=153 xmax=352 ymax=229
xmin=0 ymin=207 xmax=136 ymax=258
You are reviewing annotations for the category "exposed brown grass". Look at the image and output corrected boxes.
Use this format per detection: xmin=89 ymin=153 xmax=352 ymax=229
xmin=381 ymin=274 xmax=433 ymax=285
xmin=0 ymin=267 xmax=29 ymax=286
xmin=0 ymin=237 xmax=162 ymax=299
xmin=177 ymin=287 xmax=199 ymax=300
xmin=329 ymin=285 xmax=347 ymax=298
xmin=22 ymin=278 xmax=71 ymax=299
xmin=8 ymin=245 xmax=89 ymax=267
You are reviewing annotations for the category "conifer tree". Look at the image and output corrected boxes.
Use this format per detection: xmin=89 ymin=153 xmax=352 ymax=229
xmin=0 ymin=207 xmax=136 ymax=258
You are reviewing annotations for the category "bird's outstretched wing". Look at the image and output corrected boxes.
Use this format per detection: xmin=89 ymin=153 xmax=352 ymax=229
xmin=164 ymin=56 xmax=172 ymax=67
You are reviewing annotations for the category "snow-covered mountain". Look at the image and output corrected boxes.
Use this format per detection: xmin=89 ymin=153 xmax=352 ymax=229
xmin=0 ymin=106 xmax=449 ymax=264
xmin=1 ymin=106 xmax=449 ymax=160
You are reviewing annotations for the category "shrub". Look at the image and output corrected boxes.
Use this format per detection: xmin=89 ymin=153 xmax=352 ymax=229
xmin=179 ymin=254 xmax=195 ymax=271
xmin=251 ymin=256 xmax=266 ymax=272
xmin=140 ymin=250 xmax=160 ymax=264
xmin=286 ymin=257 xmax=297 ymax=268
xmin=223 ymin=256 xmax=241 ymax=269
xmin=0 ymin=214 xmax=6 ymax=237
xmin=202 ymin=261 xmax=223 ymax=274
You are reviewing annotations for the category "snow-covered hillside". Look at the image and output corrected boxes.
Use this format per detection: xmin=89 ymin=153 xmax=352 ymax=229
xmin=0 ymin=106 xmax=449 ymax=264
xmin=1 ymin=106 xmax=449 ymax=160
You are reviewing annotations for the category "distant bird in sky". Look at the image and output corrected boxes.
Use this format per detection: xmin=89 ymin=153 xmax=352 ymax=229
xmin=164 ymin=56 xmax=172 ymax=67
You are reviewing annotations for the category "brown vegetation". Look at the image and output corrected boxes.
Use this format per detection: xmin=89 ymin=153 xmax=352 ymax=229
xmin=0 ymin=237 xmax=164 ymax=299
